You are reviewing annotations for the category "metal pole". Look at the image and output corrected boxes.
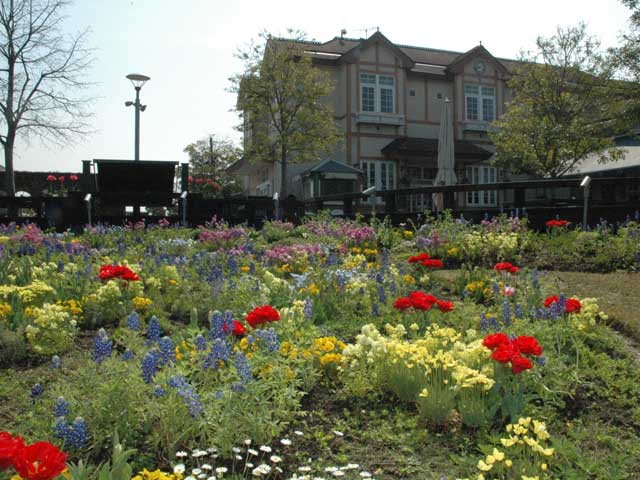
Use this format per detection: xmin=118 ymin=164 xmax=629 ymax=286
xmin=583 ymin=184 xmax=590 ymax=230
xmin=134 ymin=87 xmax=141 ymax=161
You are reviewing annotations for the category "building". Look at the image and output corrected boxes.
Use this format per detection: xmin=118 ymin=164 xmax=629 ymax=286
xmin=230 ymin=31 xmax=522 ymax=210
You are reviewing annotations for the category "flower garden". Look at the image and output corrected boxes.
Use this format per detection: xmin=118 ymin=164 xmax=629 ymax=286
xmin=1 ymin=213 xmax=639 ymax=480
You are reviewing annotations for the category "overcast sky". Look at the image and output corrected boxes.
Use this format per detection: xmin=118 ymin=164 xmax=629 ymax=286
xmin=11 ymin=0 xmax=633 ymax=172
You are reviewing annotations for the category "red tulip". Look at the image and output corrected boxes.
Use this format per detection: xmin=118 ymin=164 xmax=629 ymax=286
xmin=46 ymin=175 xmax=57 ymax=182
xmin=57 ymin=176 xmax=65 ymax=183
xmin=436 ymin=299 xmax=454 ymax=313
xmin=0 ymin=431 xmax=25 ymax=469
xmin=246 ymin=305 xmax=280 ymax=329
xmin=13 ymin=441 xmax=68 ymax=480
xmin=69 ymin=175 xmax=79 ymax=182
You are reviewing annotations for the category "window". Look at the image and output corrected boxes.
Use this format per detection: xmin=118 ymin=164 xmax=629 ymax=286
xmin=465 ymin=84 xmax=495 ymax=122
xmin=360 ymin=73 xmax=395 ymax=114
xmin=466 ymin=165 xmax=497 ymax=206
xmin=360 ymin=160 xmax=396 ymax=203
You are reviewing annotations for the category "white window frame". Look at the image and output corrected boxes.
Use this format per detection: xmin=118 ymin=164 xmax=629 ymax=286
xmin=360 ymin=73 xmax=395 ymax=114
xmin=464 ymin=84 xmax=495 ymax=122
xmin=360 ymin=160 xmax=396 ymax=203
xmin=466 ymin=165 xmax=497 ymax=206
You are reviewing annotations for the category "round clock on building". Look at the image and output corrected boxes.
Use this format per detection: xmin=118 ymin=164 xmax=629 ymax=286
xmin=473 ymin=60 xmax=486 ymax=74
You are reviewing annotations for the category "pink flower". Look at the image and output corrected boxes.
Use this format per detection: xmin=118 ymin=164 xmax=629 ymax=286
xmin=503 ymin=286 xmax=515 ymax=297
xmin=69 ymin=175 xmax=78 ymax=182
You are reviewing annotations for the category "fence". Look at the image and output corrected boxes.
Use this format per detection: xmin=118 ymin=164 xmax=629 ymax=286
xmin=0 ymin=177 xmax=638 ymax=231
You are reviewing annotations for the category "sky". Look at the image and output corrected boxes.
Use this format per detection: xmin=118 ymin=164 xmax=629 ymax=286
xmin=11 ymin=0 xmax=634 ymax=172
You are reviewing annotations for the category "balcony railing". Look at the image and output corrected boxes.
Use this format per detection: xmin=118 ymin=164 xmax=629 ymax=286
xmin=355 ymin=112 xmax=405 ymax=126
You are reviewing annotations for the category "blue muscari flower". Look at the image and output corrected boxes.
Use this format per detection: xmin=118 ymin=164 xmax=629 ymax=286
xmin=558 ymin=294 xmax=567 ymax=312
xmin=195 ymin=334 xmax=207 ymax=351
xmin=127 ymin=311 xmax=141 ymax=331
xmin=492 ymin=282 xmax=500 ymax=295
xmin=549 ymin=301 xmax=563 ymax=320
xmin=234 ymin=352 xmax=253 ymax=383
xmin=489 ymin=315 xmax=499 ymax=331
xmin=146 ymin=316 xmax=161 ymax=344
xmin=121 ymin=349 xmax=134 ymax=361
xmin=256 ymin=328 xmax=280 ymax=353
xmin=167 ymin=375 xmax=203 ymax=419
xmin=372 ymin=303 xmax=380 ymax=317
xmin=53 ymin=417 xmax=69 ymax=441
xmin=50 ymin=355 xmax=61 ymax=369
xmin=158 ymin=336 xmax=176 ymax=365
xmin=531 ymin=269 xmax=540 ymax=289
xmin=380 ymin=248 xmax=390 ymax=269
xmin=389 ymin=282 xmax=396 ymax=295
xmin=227 ymin=256 xmax=238 ymax=275
xmin=141 ymin=349 xmax=161 ymax=383
xmin=215 ymin=390 xmax=224 ymax=400
xmin=536 ymin=356 xmax=547 ymax=366
xmin=375 ymin=272 xmax=384 ymax=284
xmin=31 ymin=383 xmax=44 ymax=399
xmin=358 ymin=286 xmax=365 ymax=295
xmin=377 ymin=285 xmax=386 ymax=304
xmin=210 ymin=310 xmax=225 ymax=339
xmin=249 ymin=262 xmax=256 ymax=274
xmin=502 ymin=300 xmax=511 ymax=327
xmin=204 ymin=338 xmax=232 ymax=369
xmin=232 ymin=382 xmax=246 ymax=393
xmin=304 ymin=297 xmax=313 ymax=320
xmin=223 ymin=310 xmax=234 ymax=335
xmin=153 ymin=385 xmax=166 ymax=397
xmin=54 ymin=396 xmax=69 ymax=417
xmin=336 ymin=274 xmax=345 ymax=291
xmin=67 ymin=417 xmax=89 ymax=449
xmin=479 ymin=313 xmax=488 ymax=332
xmin=514 ymin=303 xmax=524 ymax=320
xmin=92 ymin=329 xmax=113 ymax=365
xmin=85 ymin=264 xmax=92 ymax=279
xmin=326 ymin=252 xmax=338 ymax=266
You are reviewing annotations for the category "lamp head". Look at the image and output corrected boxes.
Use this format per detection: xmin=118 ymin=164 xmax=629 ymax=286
xmin=580 ymin=175 xmax=592 ymax=188
xmin=362 ymin=185 xmax=376 ymax=195
xmin=125 ymin=101 xmax=133 ymax=107
xmin=126 ymin=73 xmax=150 ymax=89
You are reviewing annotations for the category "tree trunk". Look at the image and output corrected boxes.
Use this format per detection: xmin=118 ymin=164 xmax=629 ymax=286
xmin=4 ymin=134 xmax=15 ymax=196
xmin=280 ymin=148 xmax=288 ymax=200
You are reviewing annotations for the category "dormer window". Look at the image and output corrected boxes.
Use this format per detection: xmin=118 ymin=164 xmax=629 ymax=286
xmin=465 ymin=84 xmax=495 ymax=122
xmin=360 ymin=73 xmax=395 ymax=114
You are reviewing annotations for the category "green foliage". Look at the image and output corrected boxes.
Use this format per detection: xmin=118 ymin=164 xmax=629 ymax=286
xmin=231 ymin=30 xmax=341 ymax=198
xmin=491 ymin=23 xmax=629 ymax=177
xmin=183 ymin=134 xmax=243 ymax=196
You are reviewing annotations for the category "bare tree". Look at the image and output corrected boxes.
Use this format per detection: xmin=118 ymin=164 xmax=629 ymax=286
xmin=0 ymin=0 xmax=95 ymax=195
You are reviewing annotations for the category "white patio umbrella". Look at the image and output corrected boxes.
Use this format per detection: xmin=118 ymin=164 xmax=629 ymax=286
xmin=433 ymin=98 xmax=456 ymax=212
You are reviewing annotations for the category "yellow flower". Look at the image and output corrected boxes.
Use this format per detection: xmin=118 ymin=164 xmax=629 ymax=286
xmin=403 ymin=274 xmax=416 ymax=285
xmin=133 ymin=296 xmax=153 ymax=311
xmin=240 ymin=266 xmax=250 ymax=273
xmin=403 ymin=230 xmax=413 ymax=238
xmin=477 ymin=460 xmax=493 ymax=472
xmin=447 ymin=246 xmax=458 ymax=256
xmin=541 ymin=463 xmax=548 ymax=471
xmin=492 ymin=448 xmax=504 ymax=461
xmin=168 ymin=279 xmax=178 ymax=285
xmin=0 ymin=302 xmax=12 ymax=319
xmin=505 ymin=459 xmax=512 ymax=468
xmin=419 ymin=388 xmax=429 ymax=398
xmin=308 ymin=284 xmax=320 ymax=296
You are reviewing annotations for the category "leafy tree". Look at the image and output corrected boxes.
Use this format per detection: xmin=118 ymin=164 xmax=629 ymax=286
xmin=0 ymin=0 xmax=95 ymax=195
xmin=183 ymin=134 xmax=242 ymax=193
xmin=230 ymin=30 xmax=340 ymax=199
xmin=491 ymin=24 xmax=629 ymax=178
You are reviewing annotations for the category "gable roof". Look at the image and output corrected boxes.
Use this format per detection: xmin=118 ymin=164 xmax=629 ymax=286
xmin=275 ymin=32 xmax=521 ymax=77
xmin=445 ymin=44 xmax=509 ymax=75
xmin=339 ymin=31 xmax=415 ymax=68
xmin=307 ymin=159 xmax=363 ymax=175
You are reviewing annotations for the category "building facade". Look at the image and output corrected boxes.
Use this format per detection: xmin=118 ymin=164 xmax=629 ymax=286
xmin=231 ymin=31 xmax=521 ymax=210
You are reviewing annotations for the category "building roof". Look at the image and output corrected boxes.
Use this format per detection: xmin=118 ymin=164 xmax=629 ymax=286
xmin=568 ymin=135 xmax=640 ymax=175
xmin=382 ymin=137 xmax=494 ymax=160
xmin=307 ymin=159 xmax=363 ymax=175
xmin=276 ymin=31 xmax=521 ymax=76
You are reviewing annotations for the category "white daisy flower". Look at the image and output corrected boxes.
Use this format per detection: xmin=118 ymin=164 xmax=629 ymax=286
xmin=191 ymin=468 xmax=202 ymax=475
xmin=232 ymin=447 xmax=241 ymax=453
xmin=294 ymin=430 xmax=304 ymax=436
xmin=359 ymin=472 xmax=372 ymax=478
xmin=325 ymin=467 xmax=338 ymax=473
xmin=345 ymin=464 xmax=360 ymax=470
xmin=333 ymin=430 xmax=344 ymax=437
xmin=246 ymin=463 xmax=254 ymax=468
xmin=200 ymin=464 xmax=212 ymax=471
xmin=248 ymin=448 xmax=258 ymax=456
xmin=185 ymin=477 xmax=196 ymax=480
xmin=176 ymin=451 xmax=188 ymax=458
xmin=280 ymin=438 xmax=292 ymax=446
xmin=298 ymin=466 xmax=312 ymax=472
xmin=270 ymin=455 xmax=283 ymax=463
xmin=215 ymin=467 xmax=228 ymax=474
xmin=173 ymin=464 xmax=186 ymax=474
xmin=235 ymin=455 xmax=243 ymax=460
xmin=207 ymin=447 xmax=217 ymax=453
xmin=244 ymin=439 xmax=252 ymax=445
xmin=332 ymin=472 xmax=345 ymax=477
xmin=259 ymin=445 xmax=272 ymax=453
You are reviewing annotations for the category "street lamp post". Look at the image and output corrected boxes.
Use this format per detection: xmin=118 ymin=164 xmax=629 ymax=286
xmin=125 ymin=73 xmax=150 ymax=161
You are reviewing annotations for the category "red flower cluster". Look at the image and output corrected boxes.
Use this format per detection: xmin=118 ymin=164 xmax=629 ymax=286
xmin=407 ymin=252 xmax=443 ymax=269
xmin=482 ymin=333 xmax=543 ymax=374
xmin=0 ymin=432 xmax=67 ymax=480
xmin=543 ymin=295 xmax=581 ymax=314
xmin=546 ymin=219 xmax=569 ymax=228
xmin=494 ymin=262 xmax=519 ymax=274
xmin=246 ymin=305 xmax=280 ymax=329
xmin=46 ymin=175 xmax=57 ymax=182
xmin=98 ymin=264 xmax=140 ymax=282
xmin=393 ymin=291 xmax=454 ymax=313
xmin=222 ymin=319 xmax=247 ymax=336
